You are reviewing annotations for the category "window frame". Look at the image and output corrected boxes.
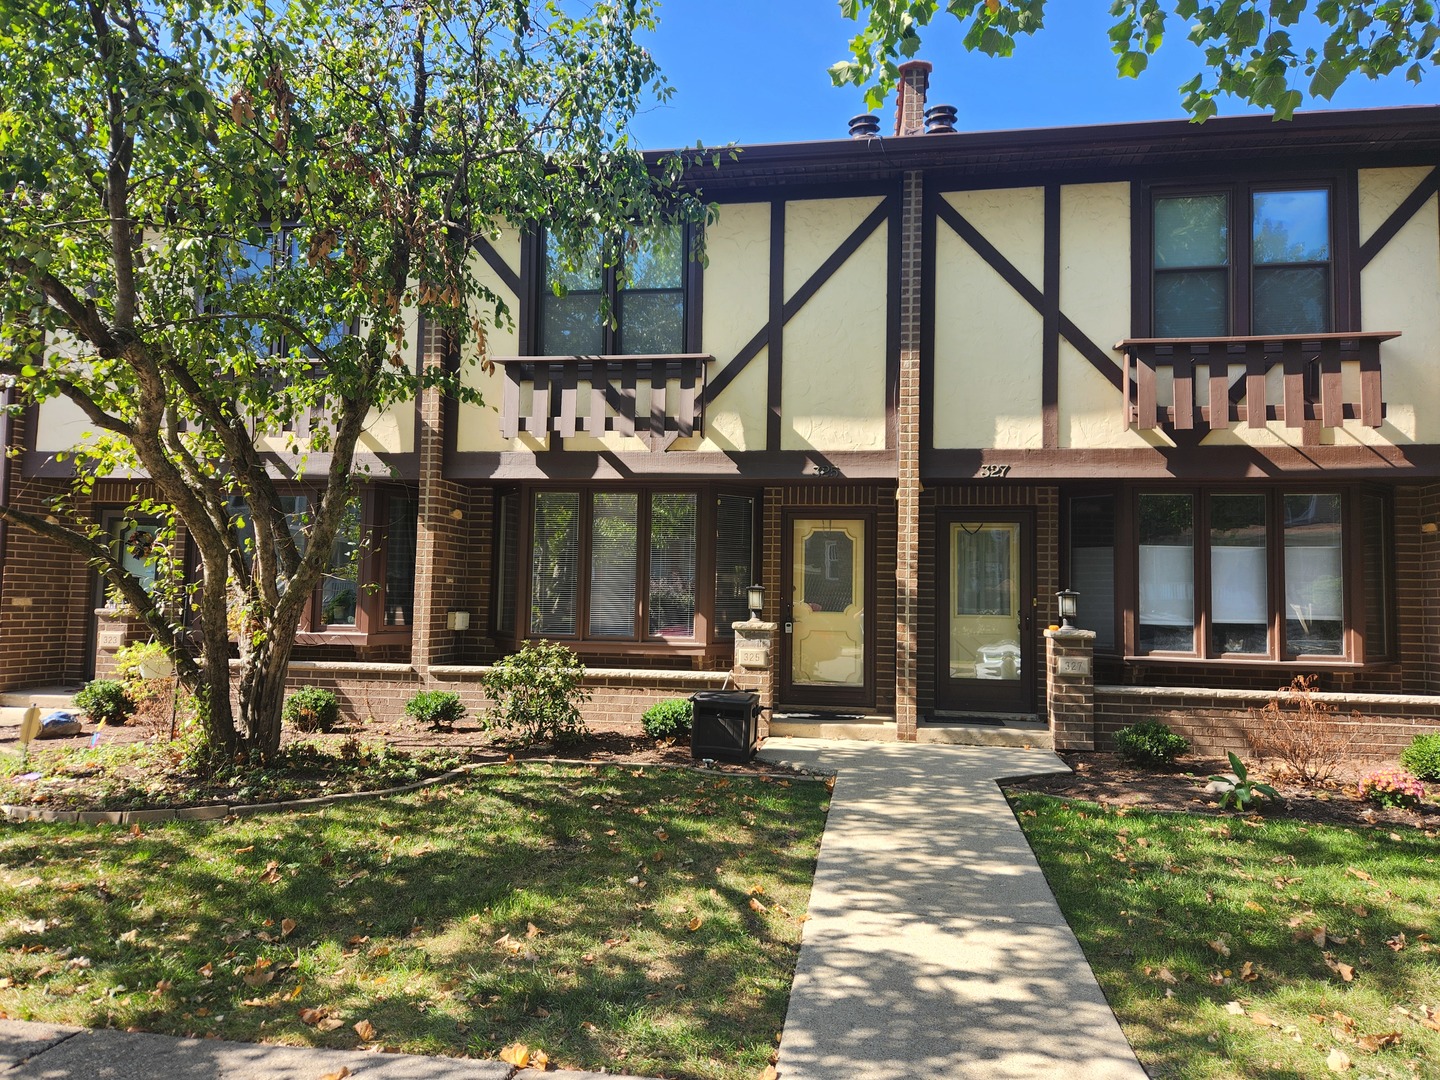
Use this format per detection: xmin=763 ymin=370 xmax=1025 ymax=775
xmin=1134 ymin=172 xmax=1358 ymax=339
xmin=495 ymin=484 xmax=758 ymax=654
xmin=522 ymin=226 xmax=702 ymax=357
xmin=1088 ymin=484 xmax=1394 ymax=665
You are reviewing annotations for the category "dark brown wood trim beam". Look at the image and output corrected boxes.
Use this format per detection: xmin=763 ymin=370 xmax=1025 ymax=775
xmin=935 ymin=199 xmax=1122 ymax=391
xmin=1042 ymin=184 xmax=1060 ymax=448
xmin=885 ymin=183 xmax=903 ymax=451
xmin=23 ymin=450 xmax=421 ymax=481
xmin=704 ymin=197 xmax=892 ymax=406
xmin=445 ymin=449 xmax=898 ymax=482
xmin=472 ymin=234 xmax=521 ymax=299
xmin=1358 ymin=166 xmax=1440 ymax=270
xmin=922 ymin=443 xmax=1440 ymax=482
xmin=767 ymin=199 xmax=785 ymax=451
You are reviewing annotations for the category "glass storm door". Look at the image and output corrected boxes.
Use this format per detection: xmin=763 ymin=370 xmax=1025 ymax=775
xmin=783 ymin=517 xmax=869 ymax=707
xmin=938 ymin=516 xmax=1034 ymax=715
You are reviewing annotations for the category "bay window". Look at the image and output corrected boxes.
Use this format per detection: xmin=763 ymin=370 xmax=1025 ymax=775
xmin=500 ymin=487 xmax=755 ymax=649
xmin=1068 ymin=487 xmax=1391 ymax=663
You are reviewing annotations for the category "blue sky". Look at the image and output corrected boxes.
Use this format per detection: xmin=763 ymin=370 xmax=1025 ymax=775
xmin=628 ymin=3 xmax=1440 ymax=149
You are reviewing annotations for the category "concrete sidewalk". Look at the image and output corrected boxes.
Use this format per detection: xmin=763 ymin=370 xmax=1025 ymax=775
xmin=758 ymin=738 xmax=1147 ymax=1080
xmin=0 ymin=1019 xmax=654 ymax=1079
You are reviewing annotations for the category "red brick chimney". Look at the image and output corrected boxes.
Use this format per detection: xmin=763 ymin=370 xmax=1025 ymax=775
xmin=894 ymin=60 xmax=932 ymax=137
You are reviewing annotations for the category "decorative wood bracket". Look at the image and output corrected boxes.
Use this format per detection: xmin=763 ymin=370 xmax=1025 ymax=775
xmin=494 ymin=354 xmax=712 ymax=451
xmin=1115 ymin=332 xmax=1398 ymax=433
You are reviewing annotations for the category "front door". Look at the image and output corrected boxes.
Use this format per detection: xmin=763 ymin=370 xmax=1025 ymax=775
xmin=937 ymin=514 xmax=1035 ymax=715
xmin=782 ymin=515 xmax=871 ymax=709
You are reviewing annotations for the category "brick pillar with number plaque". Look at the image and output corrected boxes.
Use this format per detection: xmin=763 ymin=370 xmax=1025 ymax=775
xmin=730 ymin=619 xmax=776 ymax=741
xmin=1045 ymin=627 xmax=1096 ymax=751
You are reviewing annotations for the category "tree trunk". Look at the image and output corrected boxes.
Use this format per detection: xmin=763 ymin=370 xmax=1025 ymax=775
xmin=237 ymin=629 xmax=298 ymax=759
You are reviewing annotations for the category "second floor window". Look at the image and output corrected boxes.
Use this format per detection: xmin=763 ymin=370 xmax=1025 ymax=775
xmin=1152 ymin=185 xmax=1333 ymax=338
xmin=538 ymin=226 xmax=688 ymax=355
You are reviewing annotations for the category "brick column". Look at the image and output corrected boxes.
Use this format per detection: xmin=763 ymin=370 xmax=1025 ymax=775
xmin=894 ymin=168 xmax=925 ymax=741
xmin=1045 ymin=627 xmax=1096 ymax=751
xmin=411 ymin=320 xmax=471 ymax=674
xmin=731 ymin=618 xmax=777 ymax=739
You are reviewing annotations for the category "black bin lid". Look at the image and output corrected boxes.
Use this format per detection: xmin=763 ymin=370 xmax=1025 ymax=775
xmin=690 ymin=690 xmax=759 ymax=705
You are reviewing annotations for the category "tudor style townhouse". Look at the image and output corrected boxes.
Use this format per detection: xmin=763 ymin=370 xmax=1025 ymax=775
xmin=6 ymin=62 xmax=1440 ymax=756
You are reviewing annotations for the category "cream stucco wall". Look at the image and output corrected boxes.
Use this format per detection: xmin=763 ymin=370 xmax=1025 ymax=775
xmin=1057 ymin=182 xmax=1156 ymax=450
xmin=455 ymin=226 xmax=524 ymax=453
xmin=933 ymin=188 xmax=1045 ymax=449
xmin=694 ymin=201 xmax=771 ymax=453
xmin=780 ymin=197 xmax=888 ymax=452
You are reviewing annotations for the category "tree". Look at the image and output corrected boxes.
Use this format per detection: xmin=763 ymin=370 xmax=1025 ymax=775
xmin=0 ymin=0 xmax=710 ymax=764
xmin=832 ymin=1 xmax=1440 ymax=120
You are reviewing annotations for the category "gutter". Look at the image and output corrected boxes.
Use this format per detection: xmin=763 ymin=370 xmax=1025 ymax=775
xmin=0 ymin=382 xmax=11 ymax=601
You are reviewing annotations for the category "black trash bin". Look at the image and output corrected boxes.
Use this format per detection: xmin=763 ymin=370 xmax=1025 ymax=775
xmin=690 ymin=690 xmax=760 ymax=763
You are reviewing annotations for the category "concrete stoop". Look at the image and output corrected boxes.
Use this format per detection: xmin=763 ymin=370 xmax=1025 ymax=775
xmin=0 ymin=687 xmax=81 ymax=727
xmin=768 ymin=712 xmax=1054 ymax=749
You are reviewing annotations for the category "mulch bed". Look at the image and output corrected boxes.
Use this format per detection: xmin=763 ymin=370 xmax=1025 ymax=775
xmin=1004 ymin=751 xmax=1440 ymax=832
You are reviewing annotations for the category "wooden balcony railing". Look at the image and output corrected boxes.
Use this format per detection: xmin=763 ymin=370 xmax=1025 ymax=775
xmin=494 ymin=354 xmax=712 ymax=451
xmin=1114 ymin=332 xmax=1398 ymax=433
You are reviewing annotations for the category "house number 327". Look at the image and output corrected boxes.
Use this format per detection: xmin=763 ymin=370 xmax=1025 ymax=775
xmin=979 ymin=464 xmax=1012 ymax=478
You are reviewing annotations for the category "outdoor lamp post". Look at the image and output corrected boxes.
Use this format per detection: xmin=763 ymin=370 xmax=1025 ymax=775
xmin=1056 ymin=588 xmax=1079 ymax=630
xmin=747 ymin=584 xmax=765 ymax=621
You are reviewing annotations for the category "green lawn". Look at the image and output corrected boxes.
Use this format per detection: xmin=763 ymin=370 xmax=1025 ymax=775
xmin=0 ymin=763 xmax=827 ymax=1080
xmin=1010 ymin=792 xmax=1440 ymax=1079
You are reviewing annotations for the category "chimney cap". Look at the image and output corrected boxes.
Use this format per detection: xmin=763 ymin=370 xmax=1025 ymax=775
xmin=897 ymin=59 xmax=934 ymax=76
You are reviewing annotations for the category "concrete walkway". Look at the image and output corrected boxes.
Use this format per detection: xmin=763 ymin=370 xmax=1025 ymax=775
xmin=757 ymin=737 xmax=1147 ymax=1080
xmin=0 ymin=1019 xmax=655 ymax=1079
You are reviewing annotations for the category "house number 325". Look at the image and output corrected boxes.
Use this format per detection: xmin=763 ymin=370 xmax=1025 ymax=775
xmin=979 ymin=464 xmax=1012 ymax=478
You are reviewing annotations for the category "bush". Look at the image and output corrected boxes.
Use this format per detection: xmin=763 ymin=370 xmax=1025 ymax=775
xmin=642 ymin=697 xmax=693 ymax=740
xmin=1248 ymin=674 xmax=1353 ymax=785
xmin=482 ymin=640 xmax=589 ymax=747
xmin=1400 ymin=732 xmax=1440 ymax=781
xmin=404 ymin=690 xmax=466 ymax=731
xmin=1112 ymin=720 xmax=1189 ymax=767
xmin=73 ymin=680 xmax=135 ymax=726
xmin=1357 ymin=767 xmax=1426 ymax=810
xmin=283 ymin=686 xmax=341 ymax=733
xmin=113 ymin=641 xmax=174 ymax=682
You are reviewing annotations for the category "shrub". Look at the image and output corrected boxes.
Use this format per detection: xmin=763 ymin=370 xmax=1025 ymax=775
xmin=113 ymin=641 xmax=174 ymax=682
xmin=642 ymin=697 xmax=693 ymax=740
xmin=404 ymin=690 xmax=466 ymax=731
xmin=283 ymin=686 xmax=341 ymax=733
xmin=1112 ymin=720 xmax=1189 ymax=767
xmin=73 ymin=680 xmax=135 ymax=726
xmin=1357 ymin=768 xmax=1426 ymax=810
xmin=1208 ymin=751 xmax=1281 ymax=812
xmin=1248 ymin=674 xmax=1354 ymax=785
xmin=1399 ymin=732 xmax=1440 ymax=781
xmin=482 ymin=640 xmax=589 ymax=747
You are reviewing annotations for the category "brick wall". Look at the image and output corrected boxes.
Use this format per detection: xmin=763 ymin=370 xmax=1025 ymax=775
xmin=0 ymin=407 xmax=93 ymax=690
xmin=1095 ymin=685 xmax=1440 ymax=761
xmin=894 ymin=167 xmax=924 ymax=739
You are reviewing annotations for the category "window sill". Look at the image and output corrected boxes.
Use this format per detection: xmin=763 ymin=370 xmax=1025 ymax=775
xmin=1120 ymin=654 xmax=1395 ymax=670
xmin=295 ymin=629 xmax=413 ymax=647
xmin=517 ymin=638 xmax=723 ymax=656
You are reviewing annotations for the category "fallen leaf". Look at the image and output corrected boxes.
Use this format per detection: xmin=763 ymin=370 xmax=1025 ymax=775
xmin=317 ymin=1017 xmax=343 ymax=1032
xmin=242 ymin=968 xmax=274 ymax=988
xmin=240 ymin=998 xmax=269 ymax=1008
xmin=687 ymin=916 xmax=703 ymax=932
xmin=1313 ymin=928 xmax=1329 ymax=948
xmin=1240 ymin=961 xmax=1259 ymax=982
xmin=525 ymin=922 xmax=542 ymax=939
xmin=531 ymin=1048 xmax=549 ymax=1069
xmin=760 ymin=1066 xmax=779 ymax=1080
xmin=281 ymin=919 xmax=297 ymax=939
xmin=1243 ymin=900 xmax=1266 ymax=913
xmin=233 ymin=845 xmax=254 ymax=854
xmin=198 ymin=963 xmax=214 ymax=979
xmin=1386 ymin=933 xmax=1406 ymax=952
xmin=1323 ymin=955 xmax=1356 ymax=982
xmin=1345 ymin=867 xmax=1375 ymax=884
xmin=749 ymin=897 xmax=767 ymax=913
xmin=1225 ymin=1000 xmax=1246 ymax=1015
xmin=1250 ymin=1011 xmax=1280 ymax=1028
xmin=1327 ymin=1048 xmax=1351 ymax=1071
xmin=1357 ymin=1031 xmax=1400 ymax=1051
xmin=319 ymin=1069 xmax=351 ymax=1080
xmin=499 ymin=1043 xmax=530 ymax=1067
xmin=1154 ymin=967 xmax=1178 ymax=985
xmin=353 ymin=1019 xmax=376 ymax=1041
xmin=299 ymin=1007 xmax=326 ymax=1026
xmin=117 ymin=929 xmax=138 ymax=944
xmin=1208 ymin=938 xmax=1231 ymax=958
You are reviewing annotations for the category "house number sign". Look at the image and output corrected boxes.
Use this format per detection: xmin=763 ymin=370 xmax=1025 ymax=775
xmin=1056 ymin=656 xmax=1091 ymax=677
xmin=978 ymin=464 xmax=1012 ymax=478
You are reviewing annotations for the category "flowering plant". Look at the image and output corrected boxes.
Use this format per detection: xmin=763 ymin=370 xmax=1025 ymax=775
xmin=1356 ymin=768 xmax=1426 ymax=810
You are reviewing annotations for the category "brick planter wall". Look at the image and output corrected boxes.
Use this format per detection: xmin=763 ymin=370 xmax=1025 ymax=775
xmin=1095 ymin=685 xmax=1440 ymax=761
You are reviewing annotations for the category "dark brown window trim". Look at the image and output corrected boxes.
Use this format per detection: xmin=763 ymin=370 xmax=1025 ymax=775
xmin=504 ymin=482 xmax=760 ymax=653
xmin=1132 ymin=170 xmax=1359 ymax=339
xmin=523 ymin=226 xmax=701 ymax=358
xmin=1106 ymin=483 xmax=1389 ymax=665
